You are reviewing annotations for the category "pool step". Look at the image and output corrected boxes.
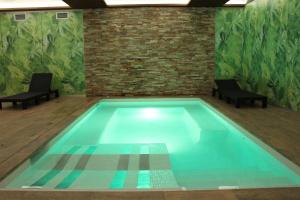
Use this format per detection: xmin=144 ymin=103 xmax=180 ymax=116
xmin=47 ymin=143 xmax=168 ymax=155
xmin=37 ymin=153 xmax=172 ymax=171
xmin=35 ymin=143 xmax=170 ymax=171
xmin=14 ymin=144 xmax=180 ymax=190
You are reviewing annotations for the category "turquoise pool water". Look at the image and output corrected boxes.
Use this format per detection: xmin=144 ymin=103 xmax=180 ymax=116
xmin=1 ymin=98 xmax=300 ymax=190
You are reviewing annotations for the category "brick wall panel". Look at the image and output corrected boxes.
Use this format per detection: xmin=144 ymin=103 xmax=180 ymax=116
xmin=84 ymin=8 xmax=216 ymax=97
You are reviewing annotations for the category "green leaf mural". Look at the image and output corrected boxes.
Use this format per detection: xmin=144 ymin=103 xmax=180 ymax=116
xmin=216 ymin=0 xmax=300 ymax=111
xmin=0 ymin=11 xmax=85 ymax=96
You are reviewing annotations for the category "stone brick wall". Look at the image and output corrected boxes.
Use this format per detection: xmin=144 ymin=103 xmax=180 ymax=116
xmin=84 ymin=8 xmax=215 ymax=97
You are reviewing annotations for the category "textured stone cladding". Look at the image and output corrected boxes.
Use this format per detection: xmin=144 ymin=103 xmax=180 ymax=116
xmin=84 ymin=7 xmax=215 ymax=96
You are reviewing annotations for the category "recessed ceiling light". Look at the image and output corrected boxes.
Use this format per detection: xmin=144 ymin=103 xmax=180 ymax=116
xmin=104 ymin=0 xmax=191 ymax=7
xmin=225 ymin=0 xmax=253 ymax=6
xmin=0 ymin=0 xmax=69 ymax=10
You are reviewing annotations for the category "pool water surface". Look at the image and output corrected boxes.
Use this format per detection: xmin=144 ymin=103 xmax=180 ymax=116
xmin=1 ymin=99 xmax=300 ymax=190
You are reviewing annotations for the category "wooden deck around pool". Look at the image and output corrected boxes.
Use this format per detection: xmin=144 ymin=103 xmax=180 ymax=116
xmin=0 ymin=96 xmax=299 ymax=200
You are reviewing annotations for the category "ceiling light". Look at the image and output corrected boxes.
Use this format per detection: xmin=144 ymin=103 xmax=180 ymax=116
xmin=225 ymin=0 xmax=253 ymax=6
xmin=0 ymin=0 xmax=69 ymax=10
xmin=104 ymin=0 xmax=191 ymax=7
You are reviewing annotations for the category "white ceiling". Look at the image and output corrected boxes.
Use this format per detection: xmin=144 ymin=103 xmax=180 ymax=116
xmin=104 ymin=0 xmax=191 ymax=6
xmin=0 ymin=0 xmax=69 ymax=10
xmin=0 ymin=0 xmax=253 ymax=10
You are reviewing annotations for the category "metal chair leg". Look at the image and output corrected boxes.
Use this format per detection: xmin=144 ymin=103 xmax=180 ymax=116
xmin=235 ymin=100 xmax=241 ymax=108
xmin=22 ymin=102 xmax=28 ymax=109
xmin=35 ymin=98 xmax=40 ymax=105
xmin=262 ymin=98 xmax=268 ymax=108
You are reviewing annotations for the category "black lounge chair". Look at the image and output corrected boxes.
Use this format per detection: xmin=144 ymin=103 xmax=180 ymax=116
xmin=212 ymin=79 xmax=267 ymax=108
xmin=0 ymin=73 xmax=59 ymax=110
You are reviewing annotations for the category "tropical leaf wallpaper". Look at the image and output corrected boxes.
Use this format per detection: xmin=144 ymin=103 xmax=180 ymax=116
xmin=0 ymin=1 xmax=299 ymax=111
xmin=0 ymin=11 xmax=85 ymax=96
xmin=216 ymin=0 xmax=300 ymax=111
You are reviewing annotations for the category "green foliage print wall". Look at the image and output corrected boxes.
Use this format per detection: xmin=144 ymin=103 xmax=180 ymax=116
xmin=0 ymin=11 xmax=85 ymax=96
xmin=216 ymin=0 xmax=300 ymax=111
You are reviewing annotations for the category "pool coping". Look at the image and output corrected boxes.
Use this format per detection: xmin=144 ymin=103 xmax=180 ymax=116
xmin=2 ymin=188 xmax=299 ymax=200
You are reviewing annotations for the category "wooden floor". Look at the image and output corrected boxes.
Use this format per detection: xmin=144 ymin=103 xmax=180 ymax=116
xmin=0 ymin=96 xmax=299 ymax=200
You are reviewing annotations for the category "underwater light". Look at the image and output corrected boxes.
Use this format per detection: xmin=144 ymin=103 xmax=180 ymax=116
xmin=140 ymin=108 xmax=160 ymax=119
xmin=104 ymin=0 xmax=191 ymax=6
